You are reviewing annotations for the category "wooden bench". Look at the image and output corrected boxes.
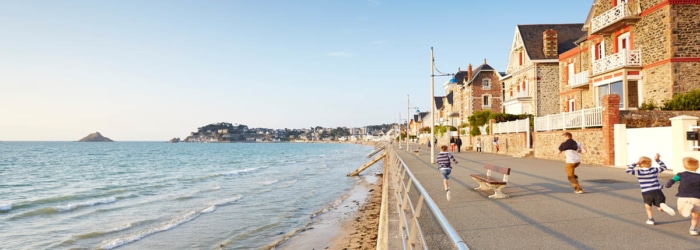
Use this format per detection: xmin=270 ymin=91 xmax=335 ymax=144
xmin=470 ymin=164 xmax=511 ymax=199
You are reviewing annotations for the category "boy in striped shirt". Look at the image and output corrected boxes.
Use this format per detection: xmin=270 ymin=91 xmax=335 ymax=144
xmin=626 ymin=153 xmax=676 ymax=225
xmin=436 ymin=145 xmax=458 ymax=201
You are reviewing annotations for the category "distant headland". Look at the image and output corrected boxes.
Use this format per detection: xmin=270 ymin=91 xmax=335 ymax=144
xmin=181 ymin=122 xmax=395 ymax=143
xmin=77 ymin=132 xmax=114 ymax=142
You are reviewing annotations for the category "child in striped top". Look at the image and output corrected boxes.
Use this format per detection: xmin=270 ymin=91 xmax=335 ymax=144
xmin=436 ymin=145 xmax=458 ymax=201
xmin=626 ymin=153 xmax=676 ymax=225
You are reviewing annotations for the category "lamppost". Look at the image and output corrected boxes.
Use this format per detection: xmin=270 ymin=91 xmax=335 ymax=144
xmin=430 ymin=47 xmax=455 ymax=163
xmin=407 ymin=94 xmax=420 ymax=151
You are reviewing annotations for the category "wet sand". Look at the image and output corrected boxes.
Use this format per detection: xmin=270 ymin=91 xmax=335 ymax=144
xmin=275 ymin=174 xmax=382 ymax=250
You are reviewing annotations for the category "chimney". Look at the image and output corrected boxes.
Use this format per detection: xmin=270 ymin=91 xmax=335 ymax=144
xmin=467 ymin=63 xmax=473 ymax=82
xmin=543 ymin=29 xmax=558 ymax=58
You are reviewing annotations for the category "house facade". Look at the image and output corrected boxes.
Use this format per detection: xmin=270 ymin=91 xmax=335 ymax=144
xmin=502 ymin=24 xmax=587 ymax=116
xmin=456 ymin=60 xmax=504 ymax=121
xmin=565 ymin=0 xmax=700 ymax=111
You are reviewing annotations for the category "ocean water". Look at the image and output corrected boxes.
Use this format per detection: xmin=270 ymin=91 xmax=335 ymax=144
xmin=0 ymin=142 xmax=377 ymax=249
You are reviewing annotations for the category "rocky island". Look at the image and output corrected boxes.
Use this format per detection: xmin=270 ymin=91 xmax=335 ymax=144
xmin=78 ymin=132 xmax=114 ymax=142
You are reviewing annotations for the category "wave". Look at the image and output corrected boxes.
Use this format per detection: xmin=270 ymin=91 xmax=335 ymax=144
xmin=278 ymin=180 xmax=297 ymax=188
xmin=265 ymin=193 xmax=352 ymax=249
xmin=259 ymin=179 xmax=279 ymax=186
xmin=0 ymin=202 xmax=12 ymax=212
xmin=99 ymin=195 xmax=242 ymax=250
xmin=10 ymin=197 xmax=117 ymax=219
xmin=56 ymin=197 xmax=117 ymax=212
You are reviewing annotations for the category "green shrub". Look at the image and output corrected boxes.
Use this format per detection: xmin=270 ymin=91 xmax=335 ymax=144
xmin=661 ymin=89 xmax=700 ymax=111
xmin=639 ymin=99 xmax=658 ymax=110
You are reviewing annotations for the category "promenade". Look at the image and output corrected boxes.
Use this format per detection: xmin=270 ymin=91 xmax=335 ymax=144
xmin=392 ymin=144 xmax=700 ymax=249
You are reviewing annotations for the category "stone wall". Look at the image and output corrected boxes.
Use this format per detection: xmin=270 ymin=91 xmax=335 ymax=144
xmin=634 ymin=5 xmax=671 ymax=64
xmin=533 ymin=129 xmax=605 ymax=165
xmin=671 ymin=4 xmax=700 ymax=58
xmin=471 ymin=132 xmax=528 ymax=156
xmin=536 ymin=64 xmax=560 ymax=116
xmin=620 ymin=110 xmax=700 ymax=128
xmin=674 ymin=61 xmax=700 ymax=93
xmin=641 ymin=62 xmax=673 ymax=103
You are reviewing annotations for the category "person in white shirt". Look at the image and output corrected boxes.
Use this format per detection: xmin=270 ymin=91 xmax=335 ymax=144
xmin=558 ymin=132 xmax=585 ymax=194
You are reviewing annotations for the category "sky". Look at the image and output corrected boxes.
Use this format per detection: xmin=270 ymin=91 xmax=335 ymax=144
xmin=0 ymin=0 xmax=593 ymax=141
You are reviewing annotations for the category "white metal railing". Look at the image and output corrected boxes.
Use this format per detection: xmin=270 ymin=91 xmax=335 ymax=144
xmin=388 ymin=146 xmax=469 ymax=250
xmin=505 ymin=90 xmax=530 ymax=102
xmin=591 ymin=2 xmax=637 ymax=33
xmin=569 ymin=70 xmax=589 ymax=88
xmin=534 ymin=107 xmax=603 ymax=132
xmin=592 ymin=49 xmax=641 ymax=75
xmin=493 ymin=118 xmax=529 ymax=134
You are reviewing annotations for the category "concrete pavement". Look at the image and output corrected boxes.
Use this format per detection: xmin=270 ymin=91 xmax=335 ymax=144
xmin=393 ymin=144 xmax=700 ymax=249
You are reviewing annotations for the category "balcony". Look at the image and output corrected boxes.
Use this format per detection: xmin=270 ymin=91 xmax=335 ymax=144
xmin=590 ymin=2 xmax=641 ymax=34
xmin=592 ymin=49 xmax=641 ymax=75
xmin=505 ymin=90 xmax=531 ymax=102
xmin=569 ymin=71 xmax=589 ymax=88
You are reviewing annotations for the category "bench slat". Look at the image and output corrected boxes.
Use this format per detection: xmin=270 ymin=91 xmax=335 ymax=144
xmin=484 ymin=164 xmax=510 ymax=175
xmin=470 ymin=174 xmax=507 ymax=185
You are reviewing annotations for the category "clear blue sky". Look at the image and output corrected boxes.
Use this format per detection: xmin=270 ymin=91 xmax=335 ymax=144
xmin=0 ymin=0 xmax=592 ymax=141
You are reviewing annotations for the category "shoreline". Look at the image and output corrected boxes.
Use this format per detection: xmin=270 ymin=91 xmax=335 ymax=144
xmin=273 ymin=173 xmax=382 ymax=250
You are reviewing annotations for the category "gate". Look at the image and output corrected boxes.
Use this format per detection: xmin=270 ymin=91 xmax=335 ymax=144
xmin=625 ymin=127 xmax=674 ymax=169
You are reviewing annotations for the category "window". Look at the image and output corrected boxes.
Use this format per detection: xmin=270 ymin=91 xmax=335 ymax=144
xmin=568 ymin=98 xmax=576 ymax=112
xmin=592 ymin=41 xmax=605 ymax=61
xmin=617 ymin=32 xmax=630 ymax=52
xmin=519 ymin=51 xmax=523 ymax=65
xmin=483 ymin=78 xmax=491 ymax=90
xmin=483 ymin=95 xmax=491 ymax=107
xmin=567 ymin=63 xmax=575 ymax=84
xmin=596 ymin=81 xmax=624 ymax=109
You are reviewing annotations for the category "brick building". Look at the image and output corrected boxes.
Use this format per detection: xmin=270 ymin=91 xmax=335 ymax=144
xmin=454 ymin=59 xmax=504 ymax=124
xmin=563 ymin=0 xmax=700 ymax=111
xmin=502 ymin=24 xmax=587 ymax=116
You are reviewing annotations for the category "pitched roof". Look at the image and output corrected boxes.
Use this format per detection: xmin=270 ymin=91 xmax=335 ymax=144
xmin=467 ymin=62 xmax=497 ymax=84
xmin=517 ymin=23 xmax=586 ymax=60
xmin=434 ymin=96 xmax=444 ymax=110
xmin=446 ymin=91 xmax=454 ymax=105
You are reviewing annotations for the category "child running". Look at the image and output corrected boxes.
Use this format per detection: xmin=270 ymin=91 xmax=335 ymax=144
xmin=625 ymin=153 xmax=675 ymax=225
xmin=665 ymin=157 xmax=700 ymax=236
xmin=436 ymin=145 xmax=458 ymax=201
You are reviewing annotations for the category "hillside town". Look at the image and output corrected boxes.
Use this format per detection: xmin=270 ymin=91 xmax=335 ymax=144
xmin=178 ymin=122 xmax=400 ymax=143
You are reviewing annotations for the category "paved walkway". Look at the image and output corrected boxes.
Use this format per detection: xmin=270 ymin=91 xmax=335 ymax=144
xmin=393 ymin=144 xmax=700 ymax=249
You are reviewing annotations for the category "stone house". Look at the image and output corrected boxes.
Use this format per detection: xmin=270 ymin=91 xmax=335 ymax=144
xmin=502 ymin=24 xmax=587 ymax=116
xmin=561 ymin=0 xmax=700 ymax=111
xmin=454 ymin=60 xmax=504 ymax=122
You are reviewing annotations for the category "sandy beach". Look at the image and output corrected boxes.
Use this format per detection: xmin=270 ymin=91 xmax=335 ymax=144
xmin=275 ymin=173 xmax=382 ymax=250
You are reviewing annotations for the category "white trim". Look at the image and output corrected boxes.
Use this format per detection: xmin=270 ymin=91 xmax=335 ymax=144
xmin=592 ymin=75 xmax=623 ymax=87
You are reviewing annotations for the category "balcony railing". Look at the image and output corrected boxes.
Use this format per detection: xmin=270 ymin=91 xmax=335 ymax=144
xmin=534 ymin=107 xmax=603 ymax=132
xmin=591 ymin=2 xmax=641 ymax=34
xmin=569 ymin=70 xmax=589 ymax=88
xmin=492 ymin=118 xmax=529 ymax=134
xmin=505 ymin=90 xmax=530 ymax=102
xmin=592 ymin=49 xmax=641 ymax=75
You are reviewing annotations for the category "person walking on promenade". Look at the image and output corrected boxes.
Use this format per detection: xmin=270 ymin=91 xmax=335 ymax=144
xmin=455 ymin=136 xmax=462 ymax=153
xmin=475 ymin=138 xmax=482 ymax=154
xmin=665 ymin=157 xmax=700 ymax=236
xmin=494 ymin=137 xmax=500 ymax=153
xmin=625 ymin=153 xmax=676 ymax=225
xmin=558 ymin=132 xmax=586 ymax=194
xmin=450 ymin=136 xmax=456 ymax=152
xmin=435 ymin=145 xmax=458 ymax=201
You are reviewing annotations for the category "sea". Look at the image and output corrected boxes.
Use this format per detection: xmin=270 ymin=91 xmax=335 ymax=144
xmin=0 ymin=141 xmax=378 ymax=249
